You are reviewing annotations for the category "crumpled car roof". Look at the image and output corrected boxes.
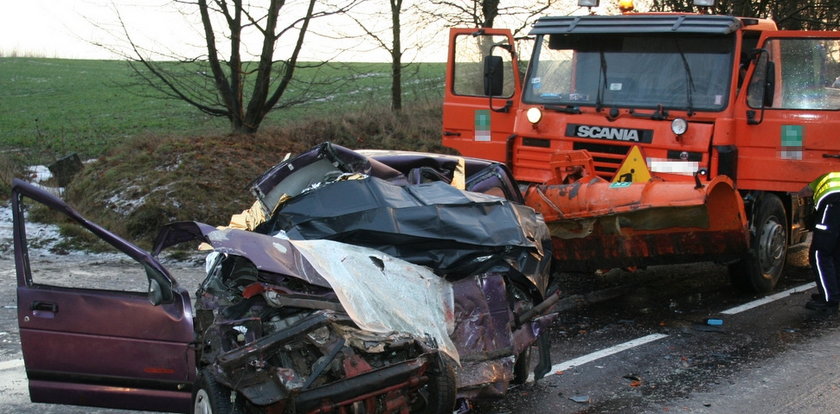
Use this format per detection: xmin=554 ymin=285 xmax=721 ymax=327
xmin=250 ymin=142 xmax=552 ymax=293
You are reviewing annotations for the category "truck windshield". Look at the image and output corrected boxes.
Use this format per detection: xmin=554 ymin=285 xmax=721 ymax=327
xmin=524 ymin=33 xmax=735 ymax=112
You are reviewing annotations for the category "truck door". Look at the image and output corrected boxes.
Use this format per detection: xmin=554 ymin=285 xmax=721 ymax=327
xmin=11 ymin=179 xmax=195 ymax=413
xmin=443 ymin=28 xmax=522 ymax=163
xmin=734 ymin=31 xmax=840 ymax=193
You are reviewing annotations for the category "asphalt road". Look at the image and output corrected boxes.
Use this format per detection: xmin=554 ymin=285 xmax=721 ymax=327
xmin=1 ymin=235 xmax=838 ymax=413
xmin=477 ymin=245 xmax=840 ymax=413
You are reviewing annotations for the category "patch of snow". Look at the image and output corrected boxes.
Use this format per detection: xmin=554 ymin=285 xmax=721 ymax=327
xmin=352 ymin=72 xmax=386 ymax=79
xmin=0 ymin=200 xmax=63 ymax=257
xmin=25 ymin=165 xmax=52 ymax=183
xmin=105 ymin=185 xmax=149 ymax=216
xmin=155 ymin=155 xmax=183 ymax=172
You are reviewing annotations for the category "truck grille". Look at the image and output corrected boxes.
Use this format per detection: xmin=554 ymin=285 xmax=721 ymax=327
xmin=572 ymin=142 xmax=631 ymax=180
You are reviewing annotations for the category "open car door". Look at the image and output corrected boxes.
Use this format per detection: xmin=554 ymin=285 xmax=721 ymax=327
xmin=11 ymin=179 xmax=195 ymax=413
xmin=442 ymin=28 xmax=522 ymax=164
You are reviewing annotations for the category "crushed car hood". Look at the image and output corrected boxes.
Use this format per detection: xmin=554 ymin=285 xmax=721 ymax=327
xmin=155 ymin=222 xmax=458 ymax=361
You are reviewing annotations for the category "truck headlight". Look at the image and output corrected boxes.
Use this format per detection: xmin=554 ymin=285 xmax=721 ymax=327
xmin=527 ymin=107 xmax=543 ymax=124
xmin=671 ymin=118 xmax=688 ymax=135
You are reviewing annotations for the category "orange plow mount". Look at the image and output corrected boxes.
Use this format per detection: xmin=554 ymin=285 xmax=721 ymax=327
xmin=523 ymin=162 xmax=749 ymax=272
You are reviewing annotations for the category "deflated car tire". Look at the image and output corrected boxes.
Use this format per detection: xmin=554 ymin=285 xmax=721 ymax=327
xmin=192 ymin=368 xmax=240 ymax=414
xmin=418 ymin=355 xmax=457 ymax=414
xmin=512 ymin=346 xmax=533 ymax=385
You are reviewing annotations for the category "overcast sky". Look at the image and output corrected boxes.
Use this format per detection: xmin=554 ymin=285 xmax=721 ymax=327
xmin=2 ymin=0 xmax=190 ymax=59
xmin=0 ymin=0 xmax=649 ymax=61
xmin=0 ymin=0 xmax=441 ymax=61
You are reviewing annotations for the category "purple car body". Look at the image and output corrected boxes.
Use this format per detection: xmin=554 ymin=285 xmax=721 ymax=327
xmin=11 ymin=143 xmax=558 ymax=413
xmin=12 ymin=178 xmax=197 ymax=412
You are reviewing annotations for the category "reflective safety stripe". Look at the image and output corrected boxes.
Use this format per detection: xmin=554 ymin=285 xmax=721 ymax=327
xmin=815 ymin=203 xmax=837 ymax=303
xmin=813 ymin=172 xmax=840 ymax=209
xmin=815 ymin=250 xmax=832 ymax=302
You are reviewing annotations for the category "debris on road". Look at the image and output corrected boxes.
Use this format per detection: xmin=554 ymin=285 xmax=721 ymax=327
xmin=570 ymin=394 xmax=591 ymax=403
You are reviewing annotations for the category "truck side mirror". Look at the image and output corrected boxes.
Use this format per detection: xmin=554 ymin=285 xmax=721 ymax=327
xmin=747 ymin=49 xmax=772 ymax=125
xmin=763 ymin=61 xmax=776 ymax=107
xmin=484 ymin=55 xmax=504 ymax=96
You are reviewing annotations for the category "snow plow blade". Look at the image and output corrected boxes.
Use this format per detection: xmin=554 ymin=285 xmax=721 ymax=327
xmin=523 ymin=175 xmax=749 ymax=271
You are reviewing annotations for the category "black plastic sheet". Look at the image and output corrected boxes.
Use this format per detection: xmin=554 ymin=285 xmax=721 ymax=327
xmin=252 ymin=143 xmax=551 ymax=291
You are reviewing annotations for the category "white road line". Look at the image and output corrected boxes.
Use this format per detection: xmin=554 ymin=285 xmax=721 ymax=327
xmin=530 ymin=333 xmax=669 ymax=382
xmin=0 ymin=284 xmax=815 ymax=390
xmin=530 ymin=283 xmax=817 ymax=382
xmin=0 ymin=359 xmax=24 ymax=371
xmin=721 ymin=282 xmax=816 ymax=315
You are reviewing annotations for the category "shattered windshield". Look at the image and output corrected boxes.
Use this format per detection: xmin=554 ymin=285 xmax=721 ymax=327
xmin=523 ymin=33 xmax=735 ymax=112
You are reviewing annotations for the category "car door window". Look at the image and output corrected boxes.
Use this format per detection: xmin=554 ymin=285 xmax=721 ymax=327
xmin=22 ymin=199 xmax=150 ymax=293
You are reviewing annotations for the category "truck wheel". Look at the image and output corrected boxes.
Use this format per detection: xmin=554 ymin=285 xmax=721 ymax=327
xmin=730 ymin=194 xmax=787 ymax=293
xmin=417 ymin=355 xmax=457 ymax=414
xmin=192 ymin=368 xmax=240 ymax=414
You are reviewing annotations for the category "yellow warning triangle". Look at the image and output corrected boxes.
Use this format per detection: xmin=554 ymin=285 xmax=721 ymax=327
xmin=612 ymin=146 xmax=651 ymax=183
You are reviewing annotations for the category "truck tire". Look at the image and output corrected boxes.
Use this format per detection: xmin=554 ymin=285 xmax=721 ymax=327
xmin=730 ymin=194 xmax=787 ymax=293
xmin=192 ymin=368 xmax=241 ymax=414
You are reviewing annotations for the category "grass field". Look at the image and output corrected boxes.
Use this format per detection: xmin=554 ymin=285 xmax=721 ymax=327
xmin=0 ymin=57 xmax=450 ymax=242
xmin=0 ymin=57 xmax=446 ymax=160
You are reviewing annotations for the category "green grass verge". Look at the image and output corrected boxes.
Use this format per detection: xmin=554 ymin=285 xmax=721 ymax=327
xmin=0 ymin=58 xmax=445 ymax=160
xmin=1 ymin=57 xmax=451 ymax=247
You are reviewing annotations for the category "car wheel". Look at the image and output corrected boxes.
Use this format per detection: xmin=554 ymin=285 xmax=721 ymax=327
xmin=730 ymin=194 xmax=787 ymax=293
xmin=512 ymin=346 xmax=532 ymax=384
xmin=417 ymin=355 xmax=457 ymax=414
xmin=192 ymin=368 xmax=237 ymax=414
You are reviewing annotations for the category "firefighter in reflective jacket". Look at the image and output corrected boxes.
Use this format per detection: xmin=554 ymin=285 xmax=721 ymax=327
xmin=802 ymin=172 xmax=840 ymax=311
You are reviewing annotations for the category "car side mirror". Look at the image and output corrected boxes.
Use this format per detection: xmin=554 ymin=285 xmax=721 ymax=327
xmin=148 ymin=278 xmax=164 ymax=306
xmin=146 ymin=266 xmax=175 ymax=305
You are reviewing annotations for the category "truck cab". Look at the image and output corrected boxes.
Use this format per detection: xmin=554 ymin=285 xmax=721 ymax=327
xmin=442 ymin=1 xmax=840 ymax=292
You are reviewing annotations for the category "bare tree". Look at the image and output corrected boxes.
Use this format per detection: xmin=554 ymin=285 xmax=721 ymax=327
xmin=651 ymin=0 xmax=840 ymax=30
xmin=346 ymin=0 xmax=411 ymax=111
xmin=116 ymin=0 xmax=359 ymax=134
xmin=415 ymin=0 xmax=560 ymax=35
xmin=388 ymin=0 xmax=404 ymax=111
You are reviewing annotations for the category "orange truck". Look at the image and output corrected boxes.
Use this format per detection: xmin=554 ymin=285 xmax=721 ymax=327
xmin=442 ymin=0 xmax=840 ymax=292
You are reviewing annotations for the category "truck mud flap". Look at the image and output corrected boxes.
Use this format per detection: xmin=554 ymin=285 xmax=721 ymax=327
xmin=524 ymin=175 xmax=749 ymax=271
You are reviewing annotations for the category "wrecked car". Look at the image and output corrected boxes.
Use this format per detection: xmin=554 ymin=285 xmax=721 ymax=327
xmin=236 ymin=143 xmax=559 ymax=401
xmin=10 ymin=143 xmax=558 ymax=413
xmin=13 ymin=180 xmax=450 ymax=414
